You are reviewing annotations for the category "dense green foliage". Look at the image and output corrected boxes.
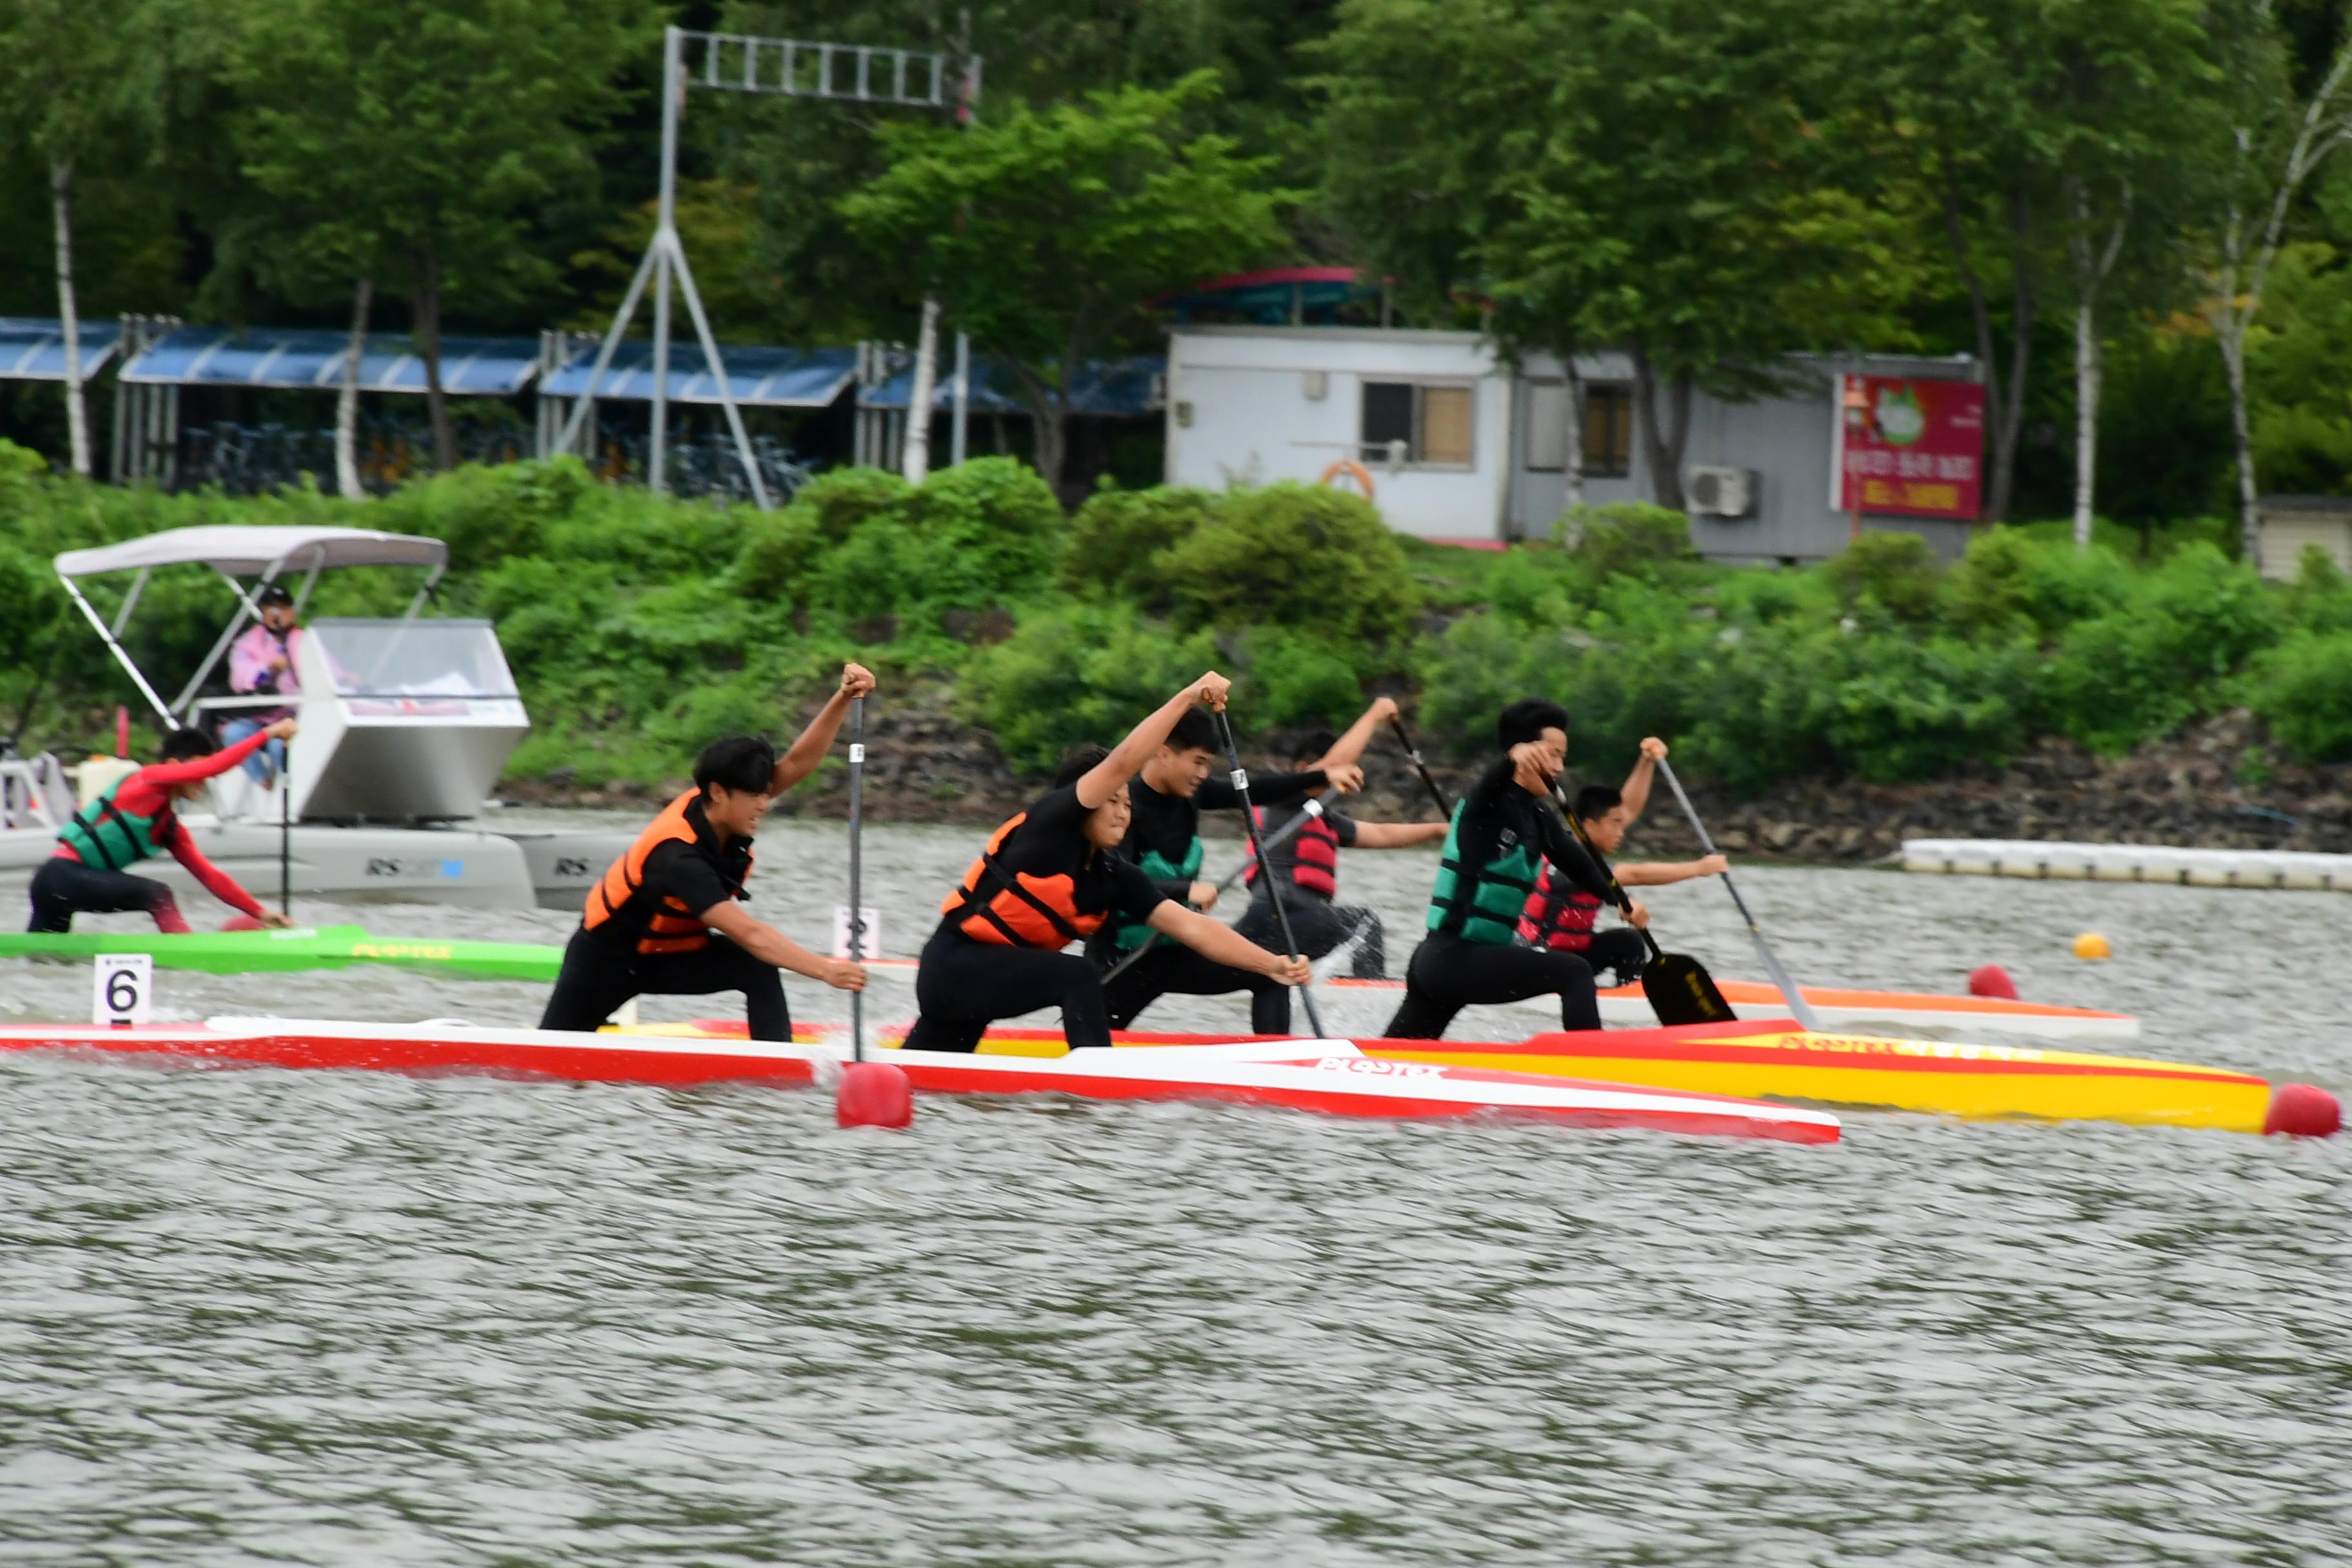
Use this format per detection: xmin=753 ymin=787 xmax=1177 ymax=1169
xmin=8 ymin=447 xmax=2349 ymax=794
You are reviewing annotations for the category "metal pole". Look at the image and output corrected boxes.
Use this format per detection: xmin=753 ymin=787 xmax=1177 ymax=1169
xmin=667 ymin=232 xmax=772 ymax=509
xmin=650 ymin=24 xmax=682 ymax=496
xmin=951 ymin=331 xmax=970 ymax=466
xmin=847 ymin=696 xmax=867 ymax=1063
xmin=554 ymin=242 xmax=656 ymax=456
xmin=279 ymin=740 xmax=291 ymax=917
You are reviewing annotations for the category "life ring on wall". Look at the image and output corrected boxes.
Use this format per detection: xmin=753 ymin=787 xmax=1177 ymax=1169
xmin=1318 ymin=458 xmax=1376 ymax=500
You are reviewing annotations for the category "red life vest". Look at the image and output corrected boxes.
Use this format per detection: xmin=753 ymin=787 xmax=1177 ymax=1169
xmin=1516 ymin=863 xmax=1600 ymax=951
xmin=582 ymin=790 xmax=752 ymax=956
xmin=942 ymin=812 xmax=1108 ymax=949
xmin=1242 ymin=804 xmax=1339 ymax=899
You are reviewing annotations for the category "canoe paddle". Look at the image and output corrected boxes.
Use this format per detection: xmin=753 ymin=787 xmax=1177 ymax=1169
xmin=1553 ymin=785 xmax=1736 ymax=1027
xmin=1654 ymin=758 xmax=1823 ymax=1033
xmin=846 ymin=696 xmax=867 ymax=1063
xmin=1389 ymin=714 xmax=1453 ymax=818
xmin=1215 ymin=708 xmax=1327 ymax=1039
xmin=279 ymin=741 xmax=292 ymax=918
xmin=1097 ymin=797 xmax=1326 ymax=986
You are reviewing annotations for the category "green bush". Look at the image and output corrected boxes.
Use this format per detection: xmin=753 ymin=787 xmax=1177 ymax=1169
xmin=1823 ymin=531 xmax=1945 ymax=624
xmin=1059 ymin=485 xmax=1221 ymax=604
xmin=1161 ymin=482 xmax=1420 ymax=645
xmin=961 ymin=602 xmax=1219 ymax=774
xmin=1558 ymin=502 xmax=1694 ymax=577
xmin=2282 ymin=545 xmax=2352 ymax=633
xmin=1237 ymin=628 xmax=1366 ymax=730
xmin=2041 ymin=542 xmax=2283 ymax=752
xmin=1947 ymin=526 xmax=2132 ymax=636
xmin=2248 ymin=630 xmax=2352 ymax=761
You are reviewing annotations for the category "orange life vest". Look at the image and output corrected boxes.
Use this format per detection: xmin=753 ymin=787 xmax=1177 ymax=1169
xmin=583 ymin=790 xmax=752 ymax=956
xmin=941 ymin=812 xmax=1107 ymax=948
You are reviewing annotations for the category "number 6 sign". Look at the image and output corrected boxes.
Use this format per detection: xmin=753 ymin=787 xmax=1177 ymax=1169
xmin=93 ymin=953 xmax=153 ymax=1026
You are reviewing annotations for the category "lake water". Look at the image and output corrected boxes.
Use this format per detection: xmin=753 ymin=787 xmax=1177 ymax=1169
xmin=3 ymin=821 xmax=2347 ymax=1564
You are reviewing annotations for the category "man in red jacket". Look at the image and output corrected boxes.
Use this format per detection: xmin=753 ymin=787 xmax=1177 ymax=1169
xmin=29 ymin=721 xmax=300 ymax=933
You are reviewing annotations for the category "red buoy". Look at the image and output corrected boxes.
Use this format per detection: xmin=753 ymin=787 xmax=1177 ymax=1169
xmin=1966 ymin=964 xmax=2019 ymax=1000
xmin=2264 ymin=1083 xmax=2341 ymax=1139
xmin=836 ymin=1061 xmax=913 ymax=1130
xmin=220 ymin=914 xmax=265 ymax=932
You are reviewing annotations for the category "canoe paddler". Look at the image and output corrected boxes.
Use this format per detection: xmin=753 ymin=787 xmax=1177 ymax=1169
xmin=1382 ymin=698 xmax=1623 ymax=1040
xmin=1234 ymin=696 xmax=1447 ymax=986
xmin=904 ymin=672 xmax=1311 ymax=1053
xmin=538 ymin=663 xmax=876 ymax=1042
xmin=27 ymin=721 xmax=300 ymax=934
xmin=1088 ymin=705 xmax=1363 ymax=1034
xmin=1517 ymin=740 xmax=1728 ymax=985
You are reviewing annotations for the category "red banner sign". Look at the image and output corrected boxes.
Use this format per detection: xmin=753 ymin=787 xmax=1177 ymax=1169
xmin=1832 ymin=374 xmax=1984 ymax=520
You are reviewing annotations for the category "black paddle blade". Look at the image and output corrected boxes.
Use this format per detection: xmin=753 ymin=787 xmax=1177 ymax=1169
xmin=1642 ymin=952 xmax=1738 ymax=1026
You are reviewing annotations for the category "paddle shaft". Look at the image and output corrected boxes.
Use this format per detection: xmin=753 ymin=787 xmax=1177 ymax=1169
xmin=279 ymin=742 xmax=291 ymax=917
xmin=847 ymin=697 xmax=866 ymax=1062
xmin=1389 ymin=716 xmax=1453 ymax=818
xmin=1653 ymin=758 xmax=1823 ymax=1032
xmin=1095 ymin=798 xmax=1324 ymax=986
xmin=1214 ymin=709 xmax=1326 ymax=1039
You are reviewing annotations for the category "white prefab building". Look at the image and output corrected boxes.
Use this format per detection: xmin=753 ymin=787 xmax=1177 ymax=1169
xmin=1162 ymin=325 xmax=1983 ymax=561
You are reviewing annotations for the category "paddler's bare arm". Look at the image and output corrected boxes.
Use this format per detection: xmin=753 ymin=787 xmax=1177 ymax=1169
xmin=1619 ymin=736 xmax=1667 ymax=820
xmin=1614 ymin=854 xmax=1729 ymax=888
xmin=1347 ymin=821 xmax=1447 ymax=848
xmin=1146 ymin=901 xmax=1311 ymax=986
xmin=772 ymin=663 xmax=877 ymax=790
xmin=1077 ymin=671 xmax=1232 ymax=809
xmin=1311 ymin=696 xmax=1399 ymax=774
xmin=700 ymin=901 xmax=867 ymax=991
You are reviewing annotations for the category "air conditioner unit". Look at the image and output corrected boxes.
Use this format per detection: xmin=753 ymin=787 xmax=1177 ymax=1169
xmin=1687 ymin=466 xmax=1757 ymax=518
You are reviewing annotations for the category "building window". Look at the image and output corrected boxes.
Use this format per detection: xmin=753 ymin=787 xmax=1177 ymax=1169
xmin=1582 ymin=384 xmax=1632 ymax=478
xmin=1360 ymin=380 xmax=1476 ymax=467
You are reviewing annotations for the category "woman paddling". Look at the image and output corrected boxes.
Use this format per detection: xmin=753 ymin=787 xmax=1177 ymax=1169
xmin=905 ymin=672 xmax=1311 ymax=1054
xmin=28 ymin=721 xmax=300 ymax=934
xmin=538 ymin=663 xmax=876 ymax=1042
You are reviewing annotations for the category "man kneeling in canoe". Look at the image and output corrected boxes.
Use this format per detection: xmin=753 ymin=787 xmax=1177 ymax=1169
xmin=539 ymin=665 xmax=876 ymax=1041
xmin=1516 ymin=741 xmax=1728 ymax=986
xmin=904 ymin=672 xmax=1311 ymax=1053
xmin=28 ymin=721 xmax=301 ymax=934
xmin=1383 ymin=698 xmax=1626 ymax=1039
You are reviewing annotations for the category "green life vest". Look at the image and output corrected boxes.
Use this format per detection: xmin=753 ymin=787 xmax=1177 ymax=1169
xmin=1110 ymin=839 xmax=1204 ymax=952
xmin=1425 ymin=801 xmax=1542 ymax=945
xmin=57 ymin=777 xmax=167 ymax=872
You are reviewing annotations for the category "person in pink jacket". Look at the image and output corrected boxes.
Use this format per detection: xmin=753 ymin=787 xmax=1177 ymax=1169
xmin=221 ymin=583 xmax=306 ymax=787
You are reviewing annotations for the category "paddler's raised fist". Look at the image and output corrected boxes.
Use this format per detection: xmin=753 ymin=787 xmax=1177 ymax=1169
xmin=1640 ymin=736 xmax=1667 ymax=761
xmin=264 ymin=717 xmax=299 ymax=741
xmin=1266 ymin=953 xmax=1313 ymax=987
xmin=838 ymin=663 xmax=877 ymax=700
xmin=822 ymin=959 xmax=868 ymax=992
xmin=1321 ymin=762 xmax=1366 ymax=795
xmin=1508 ymin=741 xmax=1556 ymax=794
xmin=1367 ymin=696 xmax=1400 ymax=725
xmin=1190 ymin=671 xmax=1231 ymax=710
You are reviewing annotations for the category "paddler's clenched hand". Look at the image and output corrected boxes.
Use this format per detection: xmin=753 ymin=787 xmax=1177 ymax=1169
xmin=822 ymin=959 xmax=868 ymax=992
xmin=1640 ymin=736 xmax=1667 ymax=761
xmin=1624 ymin=900 xmax=1651 ymax=929
xmin=264 ymin=717 xmax=299 ymax=741
xmin=838 ymin=663 xmax=877 ymax=700
xmin=1508 ymin=741 xmax=1556 ymax=794
xmin=1697 ymin=854 xmax=1729 ymax=877
xmin=1188 ymin=879 xmax=1219 ymax=913
xmin=1190 ymin=671 xmax=1231 ymax=710
xmin=1263 ymin=953 xmax=1313 ymax=986
xmin=1321 ymin=762 xmax=1365 ymax=794
xmin=257 ymin=910 xmax=297 ymax=930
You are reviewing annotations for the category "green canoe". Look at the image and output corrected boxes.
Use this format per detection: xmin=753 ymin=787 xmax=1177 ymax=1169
xmin=0 ymin=924 xmax=564 ymax=983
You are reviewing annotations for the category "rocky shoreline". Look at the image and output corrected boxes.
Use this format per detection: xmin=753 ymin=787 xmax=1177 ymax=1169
xmin=497 ymin=704 xmax=2352 ymax=861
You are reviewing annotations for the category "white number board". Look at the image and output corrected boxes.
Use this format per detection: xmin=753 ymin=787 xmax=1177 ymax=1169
xmin=832 ymin=906 xmax=882 ymax=961
xmin=93 ymin=953 xmax=154 ymax=1026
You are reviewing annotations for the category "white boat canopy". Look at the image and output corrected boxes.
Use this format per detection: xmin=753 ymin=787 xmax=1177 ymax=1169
xmin=54 ymin=524 xmax=449 ymax=729
xmin=55 ymin=525 xmax=446 ymax=580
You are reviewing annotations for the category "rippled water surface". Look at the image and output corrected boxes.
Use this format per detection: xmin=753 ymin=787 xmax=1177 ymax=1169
xmin=3 ymin=819 xmax=2349 ymax=1564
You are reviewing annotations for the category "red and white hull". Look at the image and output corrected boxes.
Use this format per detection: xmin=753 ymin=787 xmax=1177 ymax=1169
xmin=0 ymin=1017 xmax=1841 ymax=1144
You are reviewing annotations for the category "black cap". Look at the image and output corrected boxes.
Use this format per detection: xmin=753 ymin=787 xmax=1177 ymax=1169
xmin=255 ymin=583 xmax=295 ymax=609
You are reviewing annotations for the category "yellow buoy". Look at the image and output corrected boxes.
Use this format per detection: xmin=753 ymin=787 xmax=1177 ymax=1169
xmin=2072 ymin=932 xmax=2112 ymax=960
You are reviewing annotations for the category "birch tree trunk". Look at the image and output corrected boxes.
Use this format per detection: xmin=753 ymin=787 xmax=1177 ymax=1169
xmin=903 ymin=293 xmax=941 ymax=484
xmin=2220 ymin=325 xmax=2260 ymax=565
xmin=1561 ymin=354 xmax=1586 ymax=513
xmin=2068 ymin=179 xmax=2131 ymax=552
xmin=50 ymin=157 xmax=90 ymax=478
xmin=336 ymin=279 xmax=373 ymax=500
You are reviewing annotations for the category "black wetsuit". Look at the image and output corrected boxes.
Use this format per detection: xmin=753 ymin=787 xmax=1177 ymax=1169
xmin=1233 ymin=799 xmax=1386 ymax=979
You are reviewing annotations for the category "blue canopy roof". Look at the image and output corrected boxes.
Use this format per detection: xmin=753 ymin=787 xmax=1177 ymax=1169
xmin=0 ymin=317 xmax=121 ymax=382
xmin=542 ymin=342 xmax=857 ymax=407
xmin=858 ymin=355 xmax=1164 ymax=417
xmin=117 ymin=327 xmax=542 ymax=396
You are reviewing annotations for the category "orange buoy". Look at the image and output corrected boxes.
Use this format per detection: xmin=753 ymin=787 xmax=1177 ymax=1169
xmin=2072 ymin=933 xmax=2111 ymax=960
xmin=1318 ymin=458 xmax=1375 ymax=500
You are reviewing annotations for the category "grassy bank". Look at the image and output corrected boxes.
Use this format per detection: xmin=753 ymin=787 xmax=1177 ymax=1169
xmin=4 ymin=440 xmax=2350 ymax=794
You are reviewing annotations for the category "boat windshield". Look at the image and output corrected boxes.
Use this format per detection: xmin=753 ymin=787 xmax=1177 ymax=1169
xmin=308 ymin=618 xmax=522 ymax=701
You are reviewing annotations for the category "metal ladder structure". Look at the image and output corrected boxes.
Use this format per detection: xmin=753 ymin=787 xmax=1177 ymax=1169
xmin=555 ymin=25 xmax=979 ymax=509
